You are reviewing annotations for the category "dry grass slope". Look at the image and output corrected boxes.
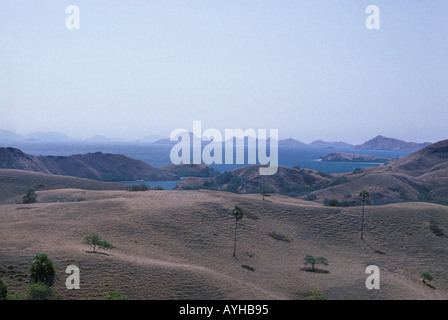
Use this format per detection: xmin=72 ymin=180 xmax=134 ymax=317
xmin=0 ymin=169 xmax=128 ymax=204
xmin=1 ymin=188 xmax=447 ymax=300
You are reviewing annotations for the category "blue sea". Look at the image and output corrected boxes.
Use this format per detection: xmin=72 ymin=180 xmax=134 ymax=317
xmin=4 ymin=141 xmax=412 ymax=190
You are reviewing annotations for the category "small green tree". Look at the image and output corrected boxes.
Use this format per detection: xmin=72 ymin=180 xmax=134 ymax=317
xmin=0 ymin=279 xmax=8 ymax=300
xmin=104 ymin=291 xmax=128 ymax=300
xmin=420 ymin=271 xmax=434 ymax=284
xmin=261 ymin=189 xmax=271 ymax=200
xmin=304 ymin=254 xmax=328 ymax=272
xmin=23 ymin=190 xmax=38 ymax=204
xmin=29 ymin=253 xmax=55 ymax=286
xmin=83 ymin=232 xmax=114 ymax=252
xmin=231 ymin=205 xmax=244 ymax=257
xmin=34 ymin=183 xmax=46 ymax=190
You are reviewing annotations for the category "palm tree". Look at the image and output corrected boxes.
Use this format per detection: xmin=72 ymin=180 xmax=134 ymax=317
xmin=231 ymin=205 xmax=244 ymax=257
xmin=359 ymin=190 xmax=370 ymax=240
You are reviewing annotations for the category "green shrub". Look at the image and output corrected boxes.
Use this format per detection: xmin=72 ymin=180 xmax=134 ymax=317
xmin=325 ymin=199 xmax=341 ymax=207
xmin=83 ymin=232 xmax=114 ymax=252
xmin=23 ymin=190 xmax=38 ymax=204
xmin=302 ymin=288 xmax=327 ymax=300
xmin=27 ymin=282 xmax=60 ymax=300
xmin=29 ymin=254 xmax=55 ymax=286
xmin=153 ymin=185 xmax=164 ymax=190
xmin=429 ymin=222 xmax=444 ymax=237
xmin=104 ymin=291 xmax=128 ymax=300
xmin=0 ymin=279 xmax=8 ymax=300
xmin=34 ymin=183 xmax=46 ymax=190
xmin=421 ymin=271 xmax=434 ymax=283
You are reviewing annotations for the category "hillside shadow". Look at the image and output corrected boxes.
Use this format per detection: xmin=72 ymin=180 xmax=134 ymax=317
xmin=423 ymin=282 xmax=436 ymax=290
xmin=85 ymin=250 xmax=110 ymax=256
xmin=233 ymin=253 xmax=256 ymax=272
xmin=361 ymin=238 xmax=386 ymax=255
xmin=300 ymin=267 xmax=330 ymax=274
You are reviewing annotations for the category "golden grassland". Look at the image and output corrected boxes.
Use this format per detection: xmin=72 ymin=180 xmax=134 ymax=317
xmin=1 ymin=188 xmax=448 ymax=300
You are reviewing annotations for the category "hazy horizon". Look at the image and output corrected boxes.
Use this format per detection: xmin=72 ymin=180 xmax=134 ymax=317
xmin=1 ymin=1 xmax=447 ymax=144
xmin=0 ymin=127 xmax=437 ymax=145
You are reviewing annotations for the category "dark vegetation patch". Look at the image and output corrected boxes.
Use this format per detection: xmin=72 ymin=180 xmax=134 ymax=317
xmin=300 ymin=267 xmax=330 ymax=274
xmin=241 ymin=265 xmax=255 ymax=272
xmin=268 ymin=232 xmax=291 ymax=243
xmin=429 ymin=222 xmax=445 ymax=237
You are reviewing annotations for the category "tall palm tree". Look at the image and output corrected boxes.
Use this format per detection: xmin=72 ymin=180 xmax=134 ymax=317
xmin=359 ymin=190 xmax=370 ymax=240
xmin=232 ymin=205 xmax=244 ymax=257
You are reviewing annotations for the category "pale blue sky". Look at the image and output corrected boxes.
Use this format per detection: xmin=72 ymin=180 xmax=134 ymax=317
xmin=1 ymin=1 xmax=447 ymax=143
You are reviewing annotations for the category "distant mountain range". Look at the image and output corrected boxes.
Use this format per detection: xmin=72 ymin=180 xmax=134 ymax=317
xmin=0 ymin=129 xmax=433 ymax=152
xmin=154 ymin=134 xmax=431 ymax=152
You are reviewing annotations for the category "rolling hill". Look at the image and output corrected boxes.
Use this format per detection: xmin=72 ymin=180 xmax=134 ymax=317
xmin=176 ymin=164 xmax=333 ymax=195
xmin=175 ymin=139 xmax=448 ymax=206
xmin=1 ymin=189 xmax=447 ymax=300
xmin=160 ymin=163 xmax=220 ymax=177
xmin=309 ymin=139 xmax=448 ymax=205
xmin=0 ymin=169 xmax=129 ymax=203
xmin=0 ymin=147 xmax=179 ymax=181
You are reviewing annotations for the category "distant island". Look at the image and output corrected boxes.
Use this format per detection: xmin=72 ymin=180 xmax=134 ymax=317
xmin=319 ymin=152 xmax=392 ymax=163
xmin=354 ymin=135 xmax=431 ymax=151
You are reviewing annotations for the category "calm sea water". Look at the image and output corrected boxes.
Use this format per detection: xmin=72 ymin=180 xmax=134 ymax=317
xmin=4 ymin=141 xmax=412 ymax=190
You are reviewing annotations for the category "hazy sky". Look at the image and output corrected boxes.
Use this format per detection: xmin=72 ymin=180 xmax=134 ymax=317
xmin=1 ymin=1 xmax=447 ymax=144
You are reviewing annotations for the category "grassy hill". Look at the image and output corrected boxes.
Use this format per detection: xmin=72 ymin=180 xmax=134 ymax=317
xmin=175 ymin=140 xmax=448 ymax=206
xmin=176 ymin=165 xmax=333 ymax=196
xmin=308 ymin=139 xmax=448 ymax=205
xmin=1 ymin=189 xmax=447 ymax=300
xmin=0 ymin=147 xmax=179 ymax=181
xmin=0 ymin=169 xmax=129 ymax=203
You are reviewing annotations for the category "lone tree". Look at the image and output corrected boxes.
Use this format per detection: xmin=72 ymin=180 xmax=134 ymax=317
xmin=359 ymin=190 xmax=370 ymax=240
xmin=304 ymin=254 xmax=328 ymax=272
xmin=29 ymin=253 xmax=55 ymax=286
xmin=83 ymin=232 xmax=114 ymax=252
xmin=420 ymin=271 xmax=434 ymax=284
xmin=261 ymin=188 xmax=271 ymax=201
xmin=231 ymin=205 xmax=245 ymax=257
xmin=23 ymin=190 xmax=38 ymax=204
